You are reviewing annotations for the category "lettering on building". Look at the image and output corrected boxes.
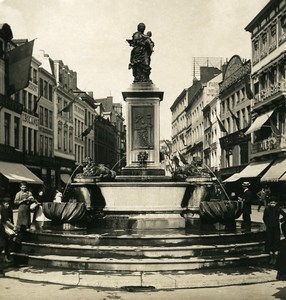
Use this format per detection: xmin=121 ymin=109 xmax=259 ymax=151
xmin=22 ymin=112 xmax=39 ymax=127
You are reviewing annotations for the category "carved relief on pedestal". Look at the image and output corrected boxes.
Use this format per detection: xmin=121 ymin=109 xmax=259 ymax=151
xmin=132 ymin=106 xmax=154 ymax=150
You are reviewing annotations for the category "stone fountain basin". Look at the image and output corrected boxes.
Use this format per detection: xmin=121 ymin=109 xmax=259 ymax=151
xmin=199 ymin=200 xmax=243 ymax=224
xmin=97 ymin=181 xmax=189 ymax=212
xmin=42 ymin=202 xmax=86 ymax=223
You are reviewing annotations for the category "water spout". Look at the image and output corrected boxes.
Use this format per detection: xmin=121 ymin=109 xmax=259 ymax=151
xmin=62 ymin=163 xmax=83 ymax=199
xmin=203 ymin=164 xmax=230 ymax=201
xmin=111 ymin=155 xmax=126 ymax=171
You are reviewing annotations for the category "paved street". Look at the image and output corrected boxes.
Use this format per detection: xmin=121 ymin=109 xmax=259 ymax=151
xmin=0 ymin=277 xmax=286 ymax=300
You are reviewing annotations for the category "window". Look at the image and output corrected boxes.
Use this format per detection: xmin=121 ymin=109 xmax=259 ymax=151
xmin=69 ymin=131 xmax=73 ymax=152
xmin=253 ymin=40 xmax=259 ymax=64
xmin=44 ymin=137 xmax=48 ymax=156
xmin=14 ymin=117 xmax=20 ymax=149
xmin=29 ymin=67 xmax=32 ymax=82
xmin=49 ymin=110 xmax=53 ymax=129
xmin=28 ymin=128 xmax=32 ymax=154
xmin=23 ymin=126 xmax=26 ymax=153
xmin=33 ymin=69 xmax=37 ymax=84
xmin=44 ymin=80 xmax=48 ymax=98
xmin=39 ymin=106 xmax=44 ymax=125
xmin=49 ymin=138 xmax=53 ymax=156
xmin=58 ymin=128 xmax=62 ymax=149
xmin=64 ymin=130 xmax=67 ymax=151
xmin=240 ymin=143 xmax=248 ymax=165
xmin=28 ymin=93 xmax=32 ymax=111
xmin=75 ymin=144 xmax=77 ymax=162
xmin=39 ymin=135 xmax=44 ymax=155
xmin=270 ymin=24 xmax=277 ymax=51
xmin=34 ymin=130 xmax=37 ymax=154
xmin=279 ymin=15 xmax=286 ymax=44
xmin=44 ymin=108 xmax=48 ymax=127
xmin=48 ymin=84 xmax=53 ymax=101
xmin=39 ymin=79 xmax=44 ymax=96
xmin=4 ymin=113 xmax=10 ymax=145
xmin=22 ymin=90 xmax=27 ymax=108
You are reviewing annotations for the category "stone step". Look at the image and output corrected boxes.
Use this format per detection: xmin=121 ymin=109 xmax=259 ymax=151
xmin=12 ymin=252 xmax=269 ymax=271
xmin=19 ymin=241 xmax=265 ymax=259
xmin=5 ymin=265 xmax=276 ymax=290
xmin=25 ymin=228 xmax=265 ymax=246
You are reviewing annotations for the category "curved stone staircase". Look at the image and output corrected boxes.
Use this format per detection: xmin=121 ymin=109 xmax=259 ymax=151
xmin=12 ymin=221 xmax=268 ymax=272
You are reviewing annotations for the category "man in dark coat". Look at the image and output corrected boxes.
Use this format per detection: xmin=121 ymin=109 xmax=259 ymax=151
xmin=262 ymin=196 xmax=286 ymax=271
xmin=239 ymin=181 xmax=253 ymax=230
xmin=277 ymin=220 xmax=286 ymax=280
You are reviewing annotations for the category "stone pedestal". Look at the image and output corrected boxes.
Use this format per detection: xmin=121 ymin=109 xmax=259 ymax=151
xmin=122 ymin=82 xmax=164 ymax=176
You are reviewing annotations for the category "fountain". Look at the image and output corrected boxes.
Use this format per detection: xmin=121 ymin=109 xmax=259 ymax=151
xmin=12 ymin=24 xmax=267 ymax=285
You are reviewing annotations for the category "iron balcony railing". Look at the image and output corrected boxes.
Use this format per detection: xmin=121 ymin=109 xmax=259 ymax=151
xmin=251 ymin=134 xmax=286 ymax=154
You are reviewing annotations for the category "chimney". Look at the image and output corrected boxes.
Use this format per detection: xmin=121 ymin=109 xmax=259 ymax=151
xmin=88 ymin=91 xmax=93 ymax=98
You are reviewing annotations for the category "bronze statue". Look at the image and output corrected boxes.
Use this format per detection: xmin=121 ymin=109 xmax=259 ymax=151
xmin=127 ymin=23 xmax=154 ymax=83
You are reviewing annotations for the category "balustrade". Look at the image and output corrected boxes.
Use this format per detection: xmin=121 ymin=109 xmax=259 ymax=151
xmin=254 ymin=79 xmax=286 ymax=105
xmin=252 ymin=134 xmax=286 ymax=154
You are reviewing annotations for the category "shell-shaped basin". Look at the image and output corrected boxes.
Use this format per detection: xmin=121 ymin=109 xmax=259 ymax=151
xmin=42 ymin=202 xmax=86 ymax=223
xmin=199 ymin=200 xmax=243 ymax=224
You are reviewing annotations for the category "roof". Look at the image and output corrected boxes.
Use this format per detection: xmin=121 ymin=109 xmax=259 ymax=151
xmin=245 ymin=0 xmax=277 ymax=32
xmin=170 ymin=88 xmax=188 ymax=111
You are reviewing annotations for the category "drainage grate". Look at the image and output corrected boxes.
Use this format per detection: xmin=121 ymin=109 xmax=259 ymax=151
xmin=121 ymin=286 xmax=156 ymax=292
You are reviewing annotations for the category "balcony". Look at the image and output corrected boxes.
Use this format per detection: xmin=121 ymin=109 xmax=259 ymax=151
xmin=251 ymin=134 xmax=286 ymax=157
xmin=253 ymin=79 xmax=286 ymax=109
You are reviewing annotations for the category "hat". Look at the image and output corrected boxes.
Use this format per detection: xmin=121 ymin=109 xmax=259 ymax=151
xmin=268 ymin=195 xmax=278 ymax=203
xmin=1 ymin=196 xmax=10 ymax=203
xmin=242 ymin=181 xmax=251 ymax=187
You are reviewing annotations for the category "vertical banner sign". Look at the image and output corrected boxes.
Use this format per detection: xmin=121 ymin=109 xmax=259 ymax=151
xmin=7 ymin=40 xmax=34 ymax=95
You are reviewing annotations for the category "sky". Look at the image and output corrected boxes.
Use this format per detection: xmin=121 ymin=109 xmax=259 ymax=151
xmin=0 ymin=0 xmax=269 ymax=139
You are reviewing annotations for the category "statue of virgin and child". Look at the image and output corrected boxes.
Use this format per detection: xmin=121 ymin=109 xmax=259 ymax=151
xmin=127 ymin=23 xmax=154 ymax=83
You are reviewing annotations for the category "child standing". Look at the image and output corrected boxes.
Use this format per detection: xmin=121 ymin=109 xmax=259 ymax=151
xmin=0 ymin=195 xmax=16 ymax=264
xmin=263 ymin=196 xmax=286 ymax=265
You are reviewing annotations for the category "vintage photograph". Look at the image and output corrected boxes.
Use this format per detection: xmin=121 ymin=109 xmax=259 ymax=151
xmin=0 ymin=0 xmax=286 ymax=299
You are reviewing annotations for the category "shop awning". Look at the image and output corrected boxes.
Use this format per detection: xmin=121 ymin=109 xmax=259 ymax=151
xmin=0 ymin=161 xmax=43 ymax=184
xmin=261 ymin=158 xmax=286 ymax=182
xmin=223 ymin=173 xmax=241 ymax=183
xmin=238 ymin=160 xmax=273 ymax=178
xmin=245 ymin=109 xmax=274 ymax=135
xmin=60 ymin=174 xmax=71 ymax=184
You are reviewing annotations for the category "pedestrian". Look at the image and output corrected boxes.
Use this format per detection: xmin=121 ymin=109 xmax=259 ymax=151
xmin=14 ymin=181 xmax=36 ymax=232
xmin=53 ymin=189 xmax=63 ymax=203
xmin=0 ymin=194 xmax=16 ymax=264
xmin=238 ymin=181 xmax=253 ymax=230
xmin=33 ymin=186 xmax=49 ymax=226
xmin=257 ymin=186 xmax=270 ymax=212
xmin=277 ymin=219 xmax=286 ymax=280
xmin=263 ymin=196 xmax=286 ymax=266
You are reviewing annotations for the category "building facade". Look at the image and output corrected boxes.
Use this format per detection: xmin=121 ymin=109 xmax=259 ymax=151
xmin=219 ymin=56 xmax=252 ymax=183
xmin=245 ymin=0 xmax=286 ymax=200
xmin=171 ymin=65 xmax=222 ymax=165
xmin=95 ymin=96 xmax=125 ymax=171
